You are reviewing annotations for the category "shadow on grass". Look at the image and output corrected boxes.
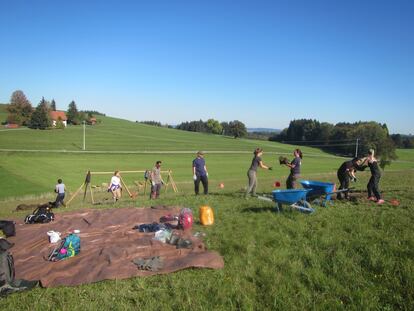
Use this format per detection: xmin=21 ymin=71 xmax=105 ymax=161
xmin=241 ymin=206 xmax=276 ymax=213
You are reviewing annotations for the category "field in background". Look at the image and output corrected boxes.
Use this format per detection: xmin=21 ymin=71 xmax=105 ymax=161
xmin=0 ymin=116 xmax=413 ymax=310
xmin=0 ymin=115 xmax=413 ymax=201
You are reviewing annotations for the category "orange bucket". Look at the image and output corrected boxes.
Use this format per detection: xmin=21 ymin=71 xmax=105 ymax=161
xmin=199 ymin=206 xmax=214 ymax=226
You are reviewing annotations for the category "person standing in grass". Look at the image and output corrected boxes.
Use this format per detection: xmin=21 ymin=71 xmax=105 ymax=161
xmin=108 ymin=171 xmax=122 ymax=202
xmin=245 ymin=148 xmax=272 ymax=198
xmin=192 ymin=151 xmax=209 ymax=195
xmin=54 ymin=178 xmax=66 ymax=207
xmin=283 ymin=149 xmax=302 ymax=189
xmin=367 ymin=149 xmax=384 ymax=204
xmin=150 ymin=161 xmax=164 ymax=199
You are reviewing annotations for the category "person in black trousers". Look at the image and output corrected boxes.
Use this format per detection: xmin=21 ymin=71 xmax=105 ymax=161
xmin=192 ymin=151 xmax=209 ymax=195
xmin=367 ymin=149 xmax=384 ymax=204
xmin=336 ymin=157 xmax=366 ymax=200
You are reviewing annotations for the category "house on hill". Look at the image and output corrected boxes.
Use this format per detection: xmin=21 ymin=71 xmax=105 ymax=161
xmin=89 ymin=117 xmax=97 ymax=125
xmin=49 ymin=111 xmax=67 ymax=127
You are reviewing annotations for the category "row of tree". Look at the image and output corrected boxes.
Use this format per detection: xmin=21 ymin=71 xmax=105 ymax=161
xmin=270 ymin=119 xmax=398 ymax=166
xmin=6 ymin=90 xmax=95 ymax=129
xmin=176 ymin=119 xmax=247 ymax=138
xmin=137 ymin=121 xmax=173 ymax=128
xmin=390 ymin=134 xmax=414 ymax=149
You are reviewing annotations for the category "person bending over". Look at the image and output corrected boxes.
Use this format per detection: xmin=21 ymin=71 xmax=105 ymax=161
xmin=336 ymin=157 xmax=367 ymax=200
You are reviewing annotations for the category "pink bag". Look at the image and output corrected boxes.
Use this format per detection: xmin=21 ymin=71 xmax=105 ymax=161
xmin=179 ymin=208 xmax=193 ymax=230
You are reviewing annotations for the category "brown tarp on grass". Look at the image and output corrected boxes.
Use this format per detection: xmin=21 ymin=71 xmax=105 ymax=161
xmin=8 ymin=207 xmax=224 ymax=287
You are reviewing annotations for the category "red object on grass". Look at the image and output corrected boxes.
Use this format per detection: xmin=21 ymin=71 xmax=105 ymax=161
xmin=274 ymin=181 xmax=281 ymax=187
xmin=390 ymin=199 xmax=400 ymax=206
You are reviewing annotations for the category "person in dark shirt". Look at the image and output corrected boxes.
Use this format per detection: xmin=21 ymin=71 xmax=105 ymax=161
xmin=337 ymin=158 xmax=358 ymax=200
xmin=336 ymin=157 xmax=367 ymax=200
xmin=367 ymin=149 xmax=384 ymax=204
xmin=245 ymin=148 xmax=272 ymax=198
xmin=192 ymin=151 xmax=209 ymax=195
xmin=283 ymin=149 xmax=302 ymax=189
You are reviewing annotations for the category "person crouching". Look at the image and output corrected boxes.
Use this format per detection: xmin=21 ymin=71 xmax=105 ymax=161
xmin=108 ymin=171 xmax=122 ymax=202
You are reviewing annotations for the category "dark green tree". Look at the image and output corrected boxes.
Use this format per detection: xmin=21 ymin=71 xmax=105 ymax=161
xmin=228 ymin=120 xmax=247 ymax=138
xmin=50 ymin=99 xmax=57 ymax=111
xmin=6 ymin=90 xmax=33 ymax=125
xmin=206 ymin=119 xmax=223 ymax=134
xmin=67 ymin=100 xmax=79 ymax=125
xmin=29 ymin=99 xmax=51 ymax=129
xmin=220 ymin=122 xmax=230 ymax=135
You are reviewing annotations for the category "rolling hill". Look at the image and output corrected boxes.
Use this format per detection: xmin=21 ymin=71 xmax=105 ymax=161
xmin=0 ymin=115 xmax=413 ymax=200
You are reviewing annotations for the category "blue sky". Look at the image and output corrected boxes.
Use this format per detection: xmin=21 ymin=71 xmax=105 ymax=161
xmin=0 ymin=0 xmax=413 ymax=133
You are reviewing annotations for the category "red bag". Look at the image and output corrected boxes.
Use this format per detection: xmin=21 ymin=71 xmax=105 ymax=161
xmin=179 ymin=208 xmax=193 ymax=230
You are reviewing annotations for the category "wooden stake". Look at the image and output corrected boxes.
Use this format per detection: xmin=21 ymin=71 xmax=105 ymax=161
xmin=66 ymin=182 xmax=85 ymax=206
xmin=89 ymin=183 xmax=95 ymax=204
xmin=120 ymin=175 xmax=133 ymax=198
xmin=144 ymin=179 xmax=148 ymax=196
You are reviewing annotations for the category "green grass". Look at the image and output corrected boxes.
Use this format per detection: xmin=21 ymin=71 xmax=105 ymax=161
xmin=396 ymin=149 xmax=414 ymax=162
xmin=0 ymin=171 xmax=413 ymax=310
xmin=0 ymin=115 xmax=336 ymax=153
xmin=0 ymin=116 xmax=413 ymax=310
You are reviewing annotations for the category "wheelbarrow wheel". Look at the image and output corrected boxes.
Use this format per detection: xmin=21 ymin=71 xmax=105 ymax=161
xmin=292 ymin=200 xmax=314 ymax=214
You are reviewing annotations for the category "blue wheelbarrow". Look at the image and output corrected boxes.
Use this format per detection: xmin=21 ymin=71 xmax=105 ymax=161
xmin=300 ymin=180 xmax=335 ymax=207
xmin=258 ymin=189 xmax=314 ymax=214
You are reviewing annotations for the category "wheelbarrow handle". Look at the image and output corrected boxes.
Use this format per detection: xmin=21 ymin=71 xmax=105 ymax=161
xmin=257 ymin=195 xmax=274 ymax=203
xmin=326 ymin=187 xmax=355 ymax=196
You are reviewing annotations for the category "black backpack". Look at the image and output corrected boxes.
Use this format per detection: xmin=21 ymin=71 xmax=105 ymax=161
xmin=0 ymin=250 xmax=38 ymax=296
xmin=0 ymin=250 xmax=14 ymax=287
xmin=0 ymin=220 xmax=16 ymax=237
xmin=24 ymin=205 xmax=55 ymax=224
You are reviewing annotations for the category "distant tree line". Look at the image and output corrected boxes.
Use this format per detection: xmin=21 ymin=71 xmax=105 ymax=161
xmin=81 ymin=110 xmax=106 ymax=116
xmin=390 ymin=134 xmax=414 ymax=149
xmin=246 ymin=131 xmax=280 ymax=141
xmin=5 ymin=90 xmax=101 ymax=129
xmin=137 ymin=121 xmax=173 ymax=128
xmin=270 ymin=119 xmax=400 ymax=167
xmin=176 ymin=119 xmax=247 ymax=138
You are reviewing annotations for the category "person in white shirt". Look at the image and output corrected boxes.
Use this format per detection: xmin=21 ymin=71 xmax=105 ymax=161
xmin=54 ymin=178 xmax=66 ymax=207
xmin=108 ymin=171 xmax=122 ymax=202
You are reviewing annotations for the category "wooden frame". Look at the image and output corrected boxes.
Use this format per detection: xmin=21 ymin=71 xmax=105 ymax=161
xmin=66 ymin=169 xmax=178 ymax=206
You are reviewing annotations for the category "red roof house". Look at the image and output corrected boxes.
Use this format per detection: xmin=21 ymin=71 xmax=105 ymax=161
xmin=49 ymin=111 xmax=68 ymax=127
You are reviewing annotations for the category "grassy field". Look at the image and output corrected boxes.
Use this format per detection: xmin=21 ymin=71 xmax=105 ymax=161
xmin=0 ymin=117 xmax=413 ymax=310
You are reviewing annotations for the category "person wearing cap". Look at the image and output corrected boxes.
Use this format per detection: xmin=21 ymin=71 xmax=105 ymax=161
xmin=246 ymin=148 xmax=272 ymax=198
xmin=192 ymin=151 xmax=209 ymax=195
xmin=150 ymin=160 xmax=164 ymax=199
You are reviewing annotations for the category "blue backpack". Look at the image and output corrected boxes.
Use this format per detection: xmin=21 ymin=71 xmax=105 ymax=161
xmin=49 ymin=234 xmax=80 ymax=261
